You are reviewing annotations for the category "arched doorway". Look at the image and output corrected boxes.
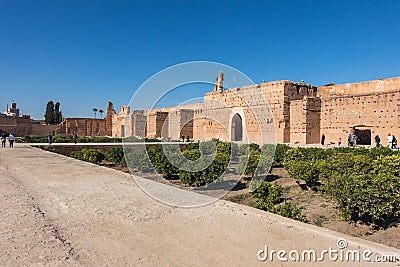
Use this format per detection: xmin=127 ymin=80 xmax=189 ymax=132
xmin=231 ymin=113 xmax=243 ymax=141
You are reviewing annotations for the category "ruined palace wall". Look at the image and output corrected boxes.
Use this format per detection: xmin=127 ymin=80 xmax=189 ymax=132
xmin=112 ymin=106 xmax=130 ymax=138
xmin=56 ymin=118 xmax=106 ymax=137
xmin=317 ymin=77 xmax=400 ymax=98
xmin=304 ymin=97 xmax=321 ymax=144
xmin=191 ymin=109 xmax=205 ymax=140
xmin=283 ymin=82 xmax=318 ymax=143
xmin=0 ymin=115 xmax=17 ymax=127
xmin=290 ymin=97 xmax=321 ymax=145
xmin=0 ymin=115 xmax=58 ymax=136
xmin=289 ymin=100 xmax=306 ymax=144
xmin=127 ymin=110 xmax=147 ymax=138
xmin=146 ymin=112 xmax=168 ymax=138
xmin=203 ymin=84 xmax=276 ymax=143
xmin=319 ymin=90 xmax=400 ymax=145
xmin=167 ymin=109 xmax=194 ymax=140
xmin=258 ymin=82 xmax=288 ymax=143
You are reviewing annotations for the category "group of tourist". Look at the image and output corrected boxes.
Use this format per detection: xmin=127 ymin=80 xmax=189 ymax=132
xmin=181 ymin=135 xmax=190 ymax=142
xmin=385 ymin=133 xmax=397 ymax=149
xmin=321 ymin=133 xmax=398 ymax=149
xmin=47 ymin=132 xmax=78 ymax=144
xmin=373 ymin=134 xmax=397 ymax=148
xmin=1 ymin=133 xmax=15 ymax=148
xmin=347 ymin=134 xmax=360 ymax=147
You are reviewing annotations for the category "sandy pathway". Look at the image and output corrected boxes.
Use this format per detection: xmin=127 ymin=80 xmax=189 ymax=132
xmin=0 ymin=145 xmax=399 ymax=266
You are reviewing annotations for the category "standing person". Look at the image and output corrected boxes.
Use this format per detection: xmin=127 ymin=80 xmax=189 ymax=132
xmin=347 ymin=133 xmax=352 ymax=146
xmin=387 ymin=133 xmax=393 ymax=148
xmin=375 ymin=135 xmax=381 ymax=148
xmin=73 ymin=133 xmax=78 ymax=144
xmin=338 ymin=137 xmax=342 ymax=146
xmin=392 ymin=135 xmax=397 ymax=149
xmin=181 ymin=135 xmax=185 ymax=142
xmin=1 ymin=133 xmax=6 ymax=147
xmin=8 ymin=133 xmax=15 ymax=148
xmin=47 ymin=133 xmax=53 ymax=144
xmin=352 ymin=134 xmax=358 ymax=147
xmin=321 ymin=134 xmax=325 ymax=146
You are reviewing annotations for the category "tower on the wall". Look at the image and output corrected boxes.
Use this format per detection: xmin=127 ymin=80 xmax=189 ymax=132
xmin=213 ymin=71 xmax=224 ymax=93
xmin=105 ymin=101 xmax=115 ymax=136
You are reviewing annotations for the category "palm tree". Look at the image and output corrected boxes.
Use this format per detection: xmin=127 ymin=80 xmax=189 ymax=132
xmin=99 ymin=109 xmax=104 ymax=118
xmin=92 ymin=108 xmax=98 ymax=118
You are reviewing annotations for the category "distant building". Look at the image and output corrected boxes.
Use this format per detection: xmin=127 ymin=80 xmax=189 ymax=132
xmin=0 ymin=102 xmax=57 ymax=136
xmin=4 ymin=102 xmax=20 ymax=116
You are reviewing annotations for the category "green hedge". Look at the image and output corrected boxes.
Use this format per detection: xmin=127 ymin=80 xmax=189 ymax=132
xmin=282 ymin=146 xmax=400 ymax=227
xmin=70 ymin=149 xmax=105 ymax=164
xmin=17 ymin=135 xmax=122 ymax=143
xmin=105 ymin=146 xmax=127 ymax=166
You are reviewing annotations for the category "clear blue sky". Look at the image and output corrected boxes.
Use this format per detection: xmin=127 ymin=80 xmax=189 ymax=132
xmin=1 ymin=0 xmax=399 ymax=119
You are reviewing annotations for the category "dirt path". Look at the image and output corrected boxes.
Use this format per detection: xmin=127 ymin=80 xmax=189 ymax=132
xmin=0 ymin=145 xmax=399 ymax=266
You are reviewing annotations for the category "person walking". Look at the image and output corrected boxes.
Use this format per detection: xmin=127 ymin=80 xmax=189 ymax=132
xmin=1 ymin=133 xmax=6 ymax=147
xmin=73 ymin=133 xmax=78 ymax=144
xmin=387 ymin=133 xmax=393 ymax=148
xmin=47 ymin=132 xmax=53 ymax=145
xmin=375 ymin=135 xmax=381 ymax=148
xmin=321 ymin=134 xmax=325 ymax=145
xmin=338 ymin=137 xmax=342 ymax=146
xmin=8 ymin=133 xmax=15 ymax=148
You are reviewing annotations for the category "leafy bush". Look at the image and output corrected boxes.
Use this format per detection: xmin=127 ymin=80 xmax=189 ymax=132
xmin=284 ymin=159 xmax=324 ymax=189
xmin=275 ymin=203 xmax=308 ymax=223
xmin=238 ymin=150 xmax=260 ymax=177
xmin=238 ymin=143 xmax=259 ymax=156
xmin=16 ymin=135 xmax=48 ymax=143
xmin=70 ymin=149 xmax=105 ymax=164
xmin=250 ymin=180 xmax=308 ymax=222
xmin=124 ymin=146 xmax=153 ymax=173
xmin=147 ymin=145 xmax=181 ymax=179
xmin=250 ymin=181 xmax=283 ymax=211
xmin=179 ymin=152 xmax=229 ymax=187
xmin=105 ymin=146 xmax=127 ymax=166
xmin=330 ymin=173 xmax=400 ymax=226
xmin=216 ymin=141 xmax=232 ymax=156
xmin=282 ymin=146 xmax=400 ymax=227
xmin=271 ymin=144 xmax=290 ymax=167
xmin=199 ymin=140 xmax=217 ymax=155
xmin=183 ymin=142 xmax=199 ymax=151
xmin=372 ymin=154 xmax=400 ymax=176
xmin=182 ymin=149 xmax=201 ymax=161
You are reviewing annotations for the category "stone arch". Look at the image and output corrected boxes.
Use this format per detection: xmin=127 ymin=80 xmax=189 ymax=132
xmin=231 ymin=113 xmax=243 ymax=141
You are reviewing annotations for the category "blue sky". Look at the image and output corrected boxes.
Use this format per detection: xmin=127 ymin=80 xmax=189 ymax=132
xmin=1 ymin=0 xmax=399 ymax=119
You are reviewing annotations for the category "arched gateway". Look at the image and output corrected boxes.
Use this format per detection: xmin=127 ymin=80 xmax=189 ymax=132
xmin=231 ymin=113 xmax=243 ymax=141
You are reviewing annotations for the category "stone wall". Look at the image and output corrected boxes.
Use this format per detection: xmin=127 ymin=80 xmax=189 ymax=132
xmin=0 ymin=115 xmax=58 ymax=137
xmin=146 ymin=111 xmax=168 ymax=138
xmin=167 ymin=109 xmax=194 ymax=140
xmin=290 ymin=97 xmax=321 ymax=144
xmin=56 ymin=118 xmax=106 ymax=137
xmin=8 ymin=75 xmax=400 ymax=145
xmin=318 ymin=90 xmax=400 ymax=145
xmin=112 ymin=106 xmax=130 ymax=137
xmin=131 ymin=110 xmax=147 ymax=137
